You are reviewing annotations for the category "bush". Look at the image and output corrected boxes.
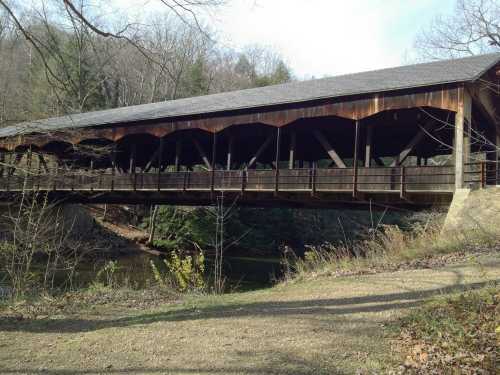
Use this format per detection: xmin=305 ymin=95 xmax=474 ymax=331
xmin=150 ymin=250 xmax=205 ymax=292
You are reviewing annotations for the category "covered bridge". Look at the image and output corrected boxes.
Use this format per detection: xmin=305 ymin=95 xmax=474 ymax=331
xmin=1 ymin=53 xmax=499 ymax=208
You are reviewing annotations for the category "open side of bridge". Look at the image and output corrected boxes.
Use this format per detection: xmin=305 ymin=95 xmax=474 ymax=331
xmin=1 ymin=53 xmax=500 ymax=209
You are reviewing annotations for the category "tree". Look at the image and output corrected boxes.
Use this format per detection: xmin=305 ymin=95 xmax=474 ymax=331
xmin=415 ymin=0 xmax=500 ymax=59
xmin=0 ymin=0 xmax=227 ymax=116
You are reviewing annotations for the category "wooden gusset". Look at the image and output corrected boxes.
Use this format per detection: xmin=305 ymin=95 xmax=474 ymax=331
xmin=247 ymin=133 xmax=274 ymax=169
xmin=313 ymin=130 xmax=347 ymax=168
xmin=390 ymin=120 xmax=434 ymax=167
xmin=192 ymin=137 xmax=212 ymax=170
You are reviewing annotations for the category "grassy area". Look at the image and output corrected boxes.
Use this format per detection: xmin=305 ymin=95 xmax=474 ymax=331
xmin=282 ymin=214 xmax=500 ymax=282
xmin=0 ymin=253 xmax=498 ymax=374
xmin=393 ymin=285 xmax=499 ymax=374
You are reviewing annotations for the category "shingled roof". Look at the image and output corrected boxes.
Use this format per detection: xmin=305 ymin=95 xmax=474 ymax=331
xmin=2 ymin=52 xmax=500 ymax=138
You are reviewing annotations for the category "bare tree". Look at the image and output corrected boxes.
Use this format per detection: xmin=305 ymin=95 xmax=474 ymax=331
xmin=415 ymin=0 xmax=500 ymax=60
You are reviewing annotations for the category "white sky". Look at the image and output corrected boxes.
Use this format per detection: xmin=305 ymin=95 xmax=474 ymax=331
xmin=118 ymin=0 xmax=457 ymax=79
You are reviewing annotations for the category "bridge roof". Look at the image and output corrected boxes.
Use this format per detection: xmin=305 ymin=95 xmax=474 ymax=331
xmin=1 ymin=52 xmax=500 ymax=139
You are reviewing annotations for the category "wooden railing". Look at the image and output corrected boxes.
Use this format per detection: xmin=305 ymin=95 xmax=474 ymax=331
xmin=0 ymin=164 xmax=471 ymax=195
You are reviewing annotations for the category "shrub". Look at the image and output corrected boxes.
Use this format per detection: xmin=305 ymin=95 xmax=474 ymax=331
xmin=150 ymin=250 xmax=205 ymax=292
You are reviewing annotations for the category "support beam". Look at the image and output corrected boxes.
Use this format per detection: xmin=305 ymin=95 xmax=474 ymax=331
xmin=313 ymin=130 xmax=346 ymax=168
xmin=390 ymin=120 xmax=434 ymax=167
xmin=455 ymin=87 xmax=472 ymax=189
xmin=144 ymin=146 xmax=161 ymax=173
xmin=192 ymin=137 xmax=212 ymax=170
xmin=275 ymin=127 xmax=281 ymax=194
xmin=365 ymin=124 xmax=372 ymax=168
xmin=247 ymin=133 xmax=274 ymax=169
xmin=289 ymin=131 xmax=296 ymax=169
xmin=211 ymin=133 xmax=217 ymax=191
xmin=227 ymin=136 xmax=234 ymax=171
xmin=38 ymin=154 xmax=49 ymax=173
xmin=353 ymin=120 xmax=360 ymax=198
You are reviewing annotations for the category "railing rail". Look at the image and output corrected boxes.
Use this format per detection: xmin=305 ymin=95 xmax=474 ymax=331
xmin=3 ymin=162 xmax=500 ymax=195
xmin=0 ymin=164 xmax=476 ymax=194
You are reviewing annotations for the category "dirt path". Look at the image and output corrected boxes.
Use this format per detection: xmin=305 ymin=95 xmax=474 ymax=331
xmin=1 ymin=254 xmax=499 ymax=375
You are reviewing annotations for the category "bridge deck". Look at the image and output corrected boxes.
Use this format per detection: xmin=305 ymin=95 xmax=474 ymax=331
xmin=1 ymin=163 xmax=493 ymax=207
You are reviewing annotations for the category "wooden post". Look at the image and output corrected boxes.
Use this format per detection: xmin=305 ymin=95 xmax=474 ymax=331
xmin=496 ymin=132 xmax=500 ymax=185
xmin=365 ymin=124 xmax=372 ymax=168
xmin=241 ymin=169 xmax=246 ymax=193
xmin=90 ymin=159 xmax=94 ymax=192
xmin=157 ymin=138 xmax=164 ymax=191
xmin=6 ymin=153 xmax=12 ymax=191
xmin=400 ymin=166 xmax=406 ymax=199
xmin=111 ymin=144 xmax=116 ymax=191
xmin=480 ymin=161 xmax=486 ymax=188
xmin=353 ymin=120 xmax=360 ymax=198
xmin=275 ymin=127 xmax=281 ymax=194
xmin=183 ymin=171 xmax=188 ymax=191
xmin=0 ymin=151 xmax=4 ymax=179
xmin=227 ymin=136 xmax=234 ymax=171
xmin=455 ymin=86 xmax=472 ymax=189
xmin=27 ymin=148 xmax=32 ymax=191
xmin=311 ymin=162 xmax=317 ymax=196
xmin=211 ymin=133 xmax=217 ymax=192
xmin=289 ymin=131 xmax=296 ymax=169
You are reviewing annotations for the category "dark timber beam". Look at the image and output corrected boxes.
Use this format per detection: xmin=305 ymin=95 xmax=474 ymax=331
xmin=390 ymin=120 xmax=434 ymax=167
xmin=365 ymin=124 xmax=372 ymax=168
xmin=313 ymin=130 xmax=346 ymax=168
xmin=192 ymin=137 xmax=212 ymax=170
xmin=247 ymin=133 xmax=274 ymax=169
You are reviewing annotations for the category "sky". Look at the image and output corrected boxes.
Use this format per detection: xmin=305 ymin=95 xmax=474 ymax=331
xmin=119 ymin=0 xmax=457 ymax=79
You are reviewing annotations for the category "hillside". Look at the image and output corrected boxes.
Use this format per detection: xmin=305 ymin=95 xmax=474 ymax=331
xmin=0 ymin=252 xmax=498 ymax=375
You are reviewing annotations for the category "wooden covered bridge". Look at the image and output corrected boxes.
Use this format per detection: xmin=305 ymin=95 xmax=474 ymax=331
xmin=1 ymin=53 xmax=500 ymax=208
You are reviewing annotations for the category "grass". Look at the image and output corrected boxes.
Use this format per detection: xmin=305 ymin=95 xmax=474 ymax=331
xmin=394 ymin=285 xmax=499 ymax=374
xmin=0 ymin=252 xmax=499 ymax=374
xmin=282 ymin=213 xmax=500 ymax=282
